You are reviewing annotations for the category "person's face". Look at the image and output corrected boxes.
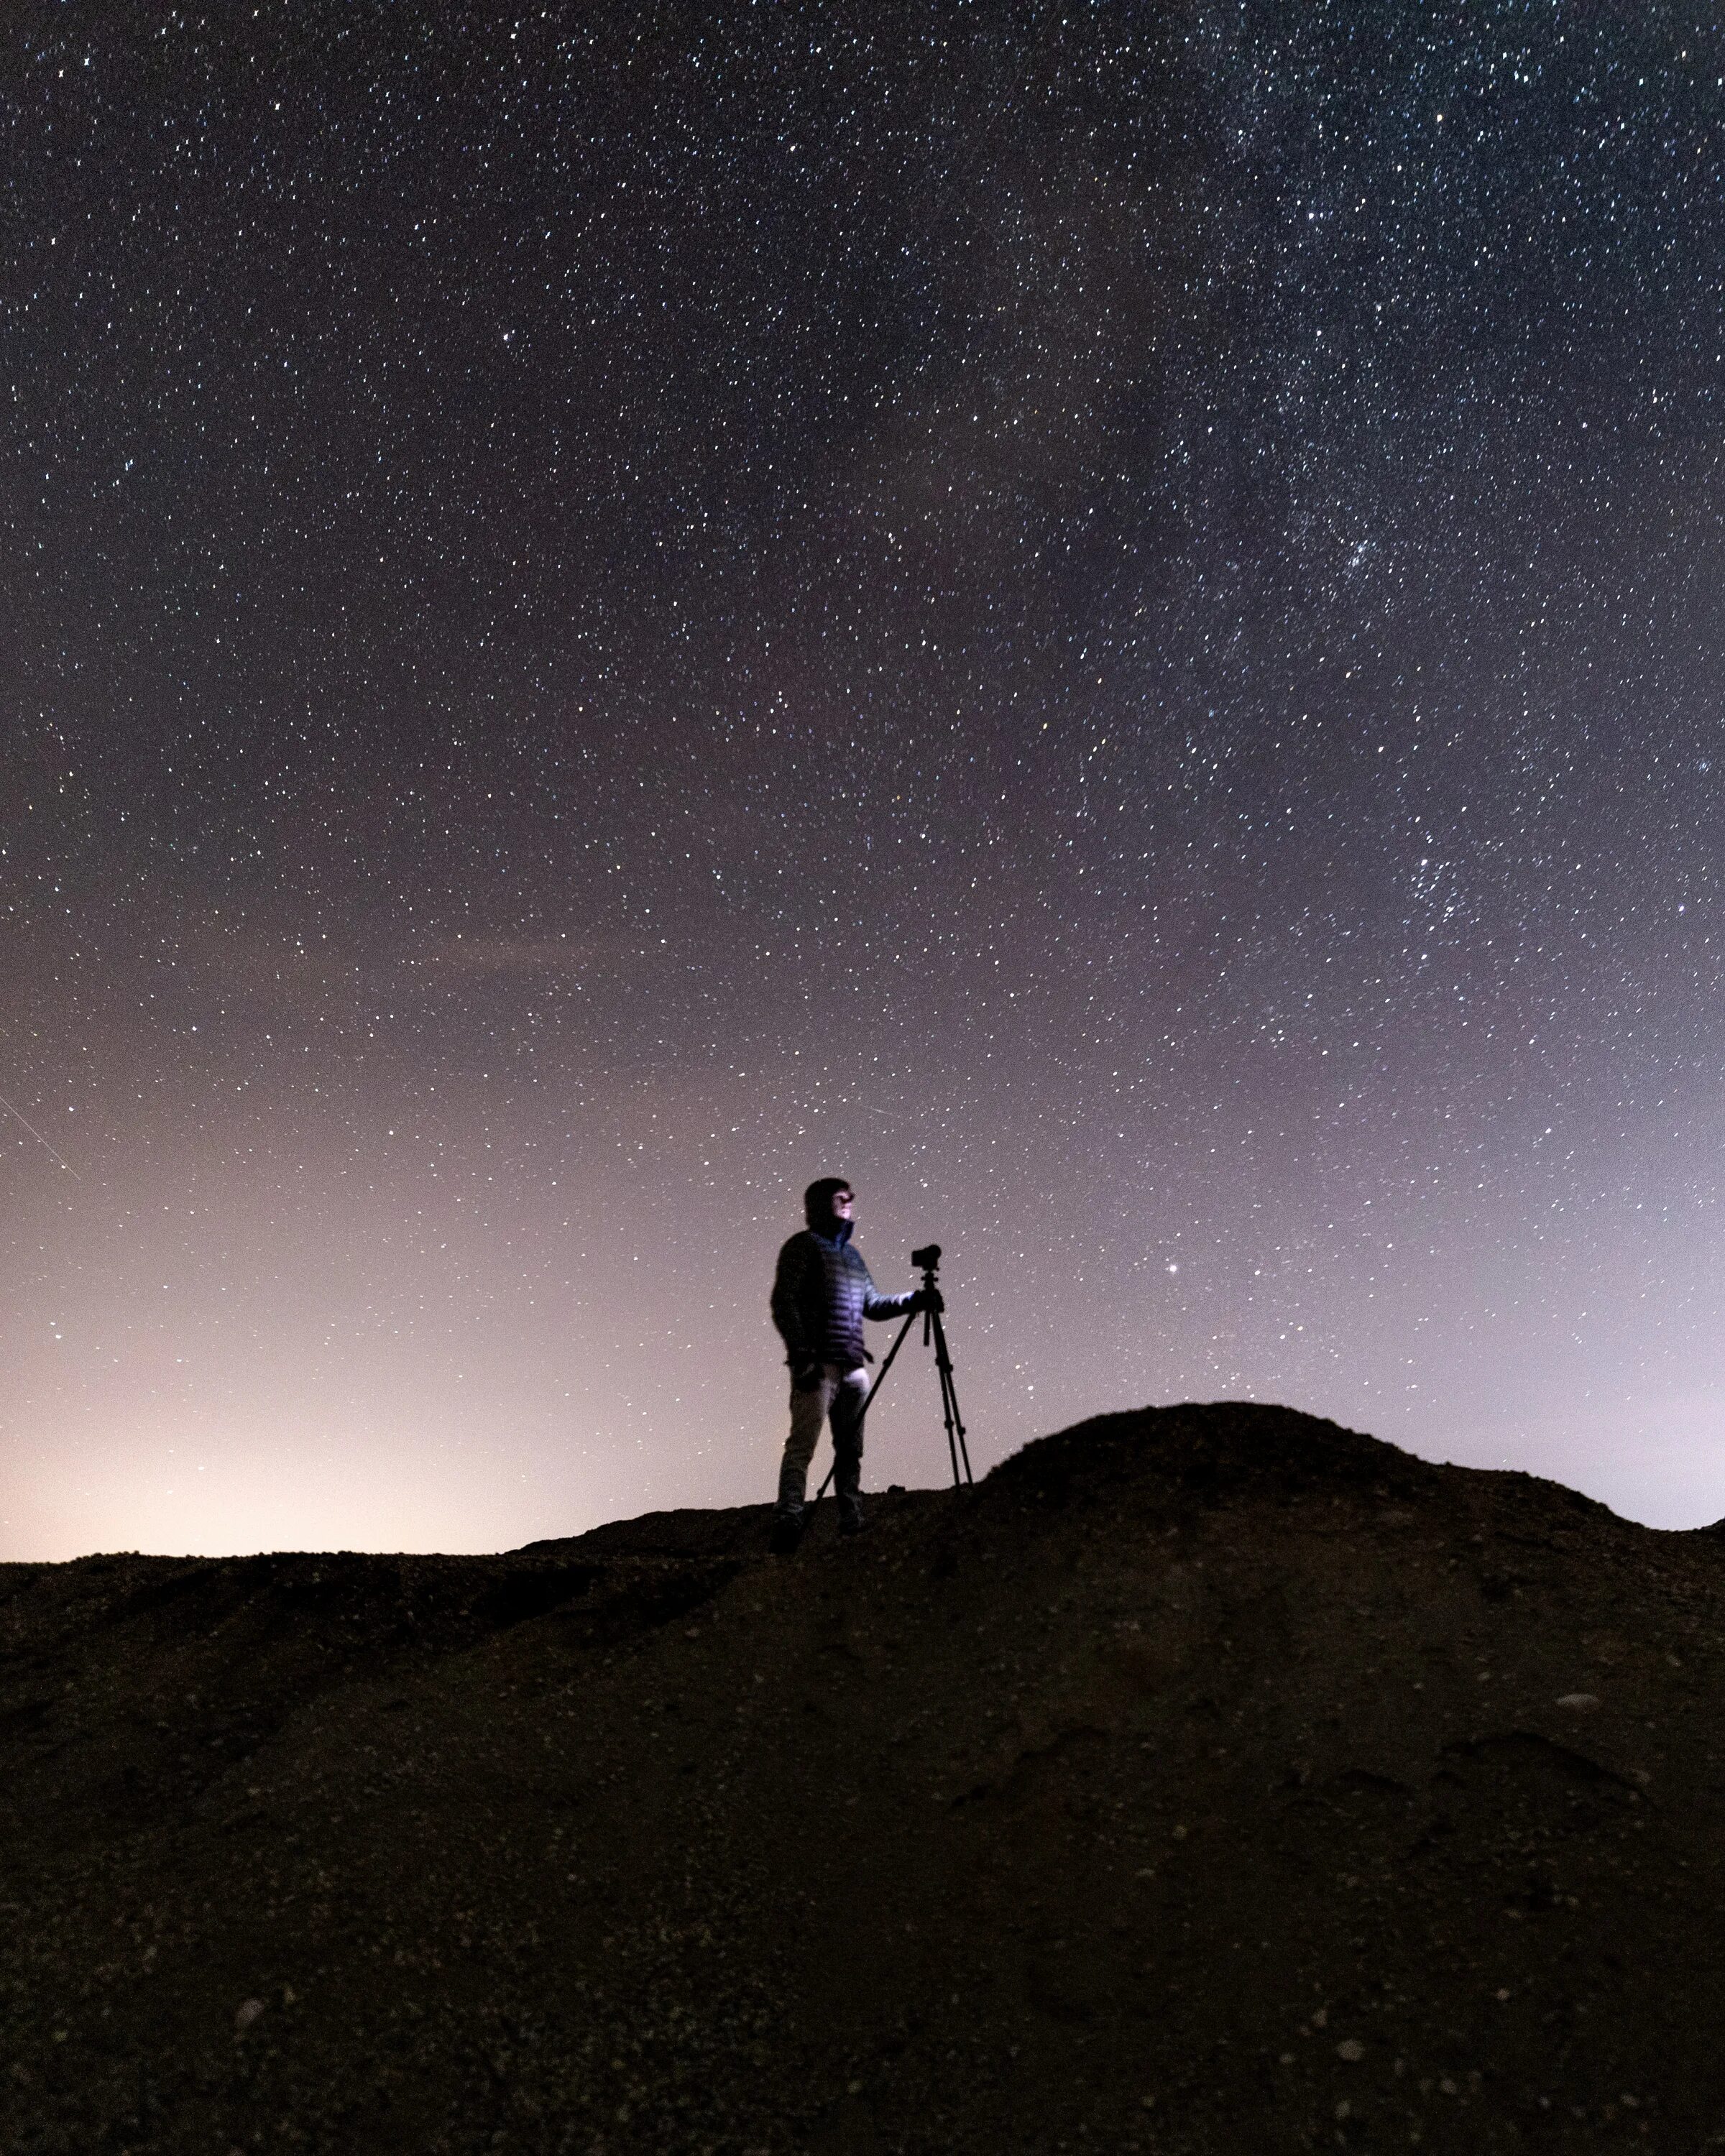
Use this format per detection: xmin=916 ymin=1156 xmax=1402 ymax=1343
xmin=832 ymin=1188 xmax=856 ymax=1224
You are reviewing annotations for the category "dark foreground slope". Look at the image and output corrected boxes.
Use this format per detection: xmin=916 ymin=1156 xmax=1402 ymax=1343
xmin=3 ymin=1405 xmax=1722 ymax=2155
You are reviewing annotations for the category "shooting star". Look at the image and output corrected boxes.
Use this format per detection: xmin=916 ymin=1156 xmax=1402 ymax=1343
xmin=0 ymin=1090 xmax=83 ymax=1181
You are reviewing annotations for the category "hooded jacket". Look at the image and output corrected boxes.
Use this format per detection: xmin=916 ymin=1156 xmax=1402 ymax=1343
xmin=770 ymin=1219 xmax=915 ymax=1371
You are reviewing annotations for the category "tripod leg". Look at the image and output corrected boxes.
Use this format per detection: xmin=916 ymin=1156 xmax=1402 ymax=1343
xmin=852 ymin=1310 xmax=916 ymax=1440
xmin=947 ymin=1368 xmax=973 ymax=1484
xmin=927 ymin=1312 xmax=972 ymax=1487
xmin=814 ymin=1312 xmax=917 ymax=1501
xmin=939 ymin=1336 xmax=972 ymax=1484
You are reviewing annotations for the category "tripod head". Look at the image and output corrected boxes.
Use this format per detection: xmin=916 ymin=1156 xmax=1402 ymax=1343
xmin=907 ymin=1243 xmax=945 ymax=1348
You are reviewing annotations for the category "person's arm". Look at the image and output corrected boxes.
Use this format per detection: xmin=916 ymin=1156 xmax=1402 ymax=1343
xmin=859 ymin=1256 xmax=919 ymax=1323
xmin=770 ymin=1236 xmax=817 ymax=1361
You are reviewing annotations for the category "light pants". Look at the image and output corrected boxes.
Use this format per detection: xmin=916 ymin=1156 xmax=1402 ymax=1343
xmin=777 ymin=1363 xmax=870 ymax=1527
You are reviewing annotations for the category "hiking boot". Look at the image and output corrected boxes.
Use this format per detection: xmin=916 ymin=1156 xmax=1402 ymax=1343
xmin=769 ymin=1511 xmax=806 ymax=1555
xmin=837 ymin=1511 xmax=865 ymax=1539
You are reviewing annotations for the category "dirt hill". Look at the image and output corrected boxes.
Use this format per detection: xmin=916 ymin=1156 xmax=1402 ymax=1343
xmin=3 ymin=1402 xmax=1721 ymax=2154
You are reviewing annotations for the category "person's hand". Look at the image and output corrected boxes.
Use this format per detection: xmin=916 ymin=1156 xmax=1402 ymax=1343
xmin=911 ymin=1286 xmax=944 ymax=1316
xmin=791 ymin=1359 xmax=824 ymax=1392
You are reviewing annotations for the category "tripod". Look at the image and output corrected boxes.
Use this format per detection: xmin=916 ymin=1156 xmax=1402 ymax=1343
xmin=816 ymin=1245 xmax=972 ymax=1494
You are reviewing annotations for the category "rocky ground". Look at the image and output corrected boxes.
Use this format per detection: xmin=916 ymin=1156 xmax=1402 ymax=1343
xmin=4 ymin=1401 xmax=1724 ymax=2154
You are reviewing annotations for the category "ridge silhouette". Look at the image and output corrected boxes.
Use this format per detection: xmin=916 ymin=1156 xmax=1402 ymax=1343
xmin=1 ymin=1402 xmax=1712 ymax=2152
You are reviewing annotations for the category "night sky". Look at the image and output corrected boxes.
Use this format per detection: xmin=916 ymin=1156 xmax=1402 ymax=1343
xmin=6 ymin=4 xmax=1724 ymax=1561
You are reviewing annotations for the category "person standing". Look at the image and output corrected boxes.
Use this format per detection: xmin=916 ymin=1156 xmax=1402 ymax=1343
xmin=768 ymin=1176 xmax=932 ymax=1551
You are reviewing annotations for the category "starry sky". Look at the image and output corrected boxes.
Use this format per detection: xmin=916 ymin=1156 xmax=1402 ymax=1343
xmin=5 ymin=2 xmax=1724 ymax=1560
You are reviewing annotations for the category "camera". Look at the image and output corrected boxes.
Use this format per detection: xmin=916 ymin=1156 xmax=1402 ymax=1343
xmin=910 ymin=1243 xmax=942 ymax=1271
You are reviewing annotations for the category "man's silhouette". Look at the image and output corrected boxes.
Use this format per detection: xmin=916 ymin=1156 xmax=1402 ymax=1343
xmin=768 ymin=1176 xmax=926 ymax=1551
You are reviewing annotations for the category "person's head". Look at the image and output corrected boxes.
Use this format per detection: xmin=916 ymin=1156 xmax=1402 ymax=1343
xmin=804 ymin=1175 xmax=856 ymax=1231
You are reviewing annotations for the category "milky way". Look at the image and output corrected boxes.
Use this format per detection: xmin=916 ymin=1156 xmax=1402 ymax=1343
xmin=5 ymin=4 xmax=1723 ymax=1557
